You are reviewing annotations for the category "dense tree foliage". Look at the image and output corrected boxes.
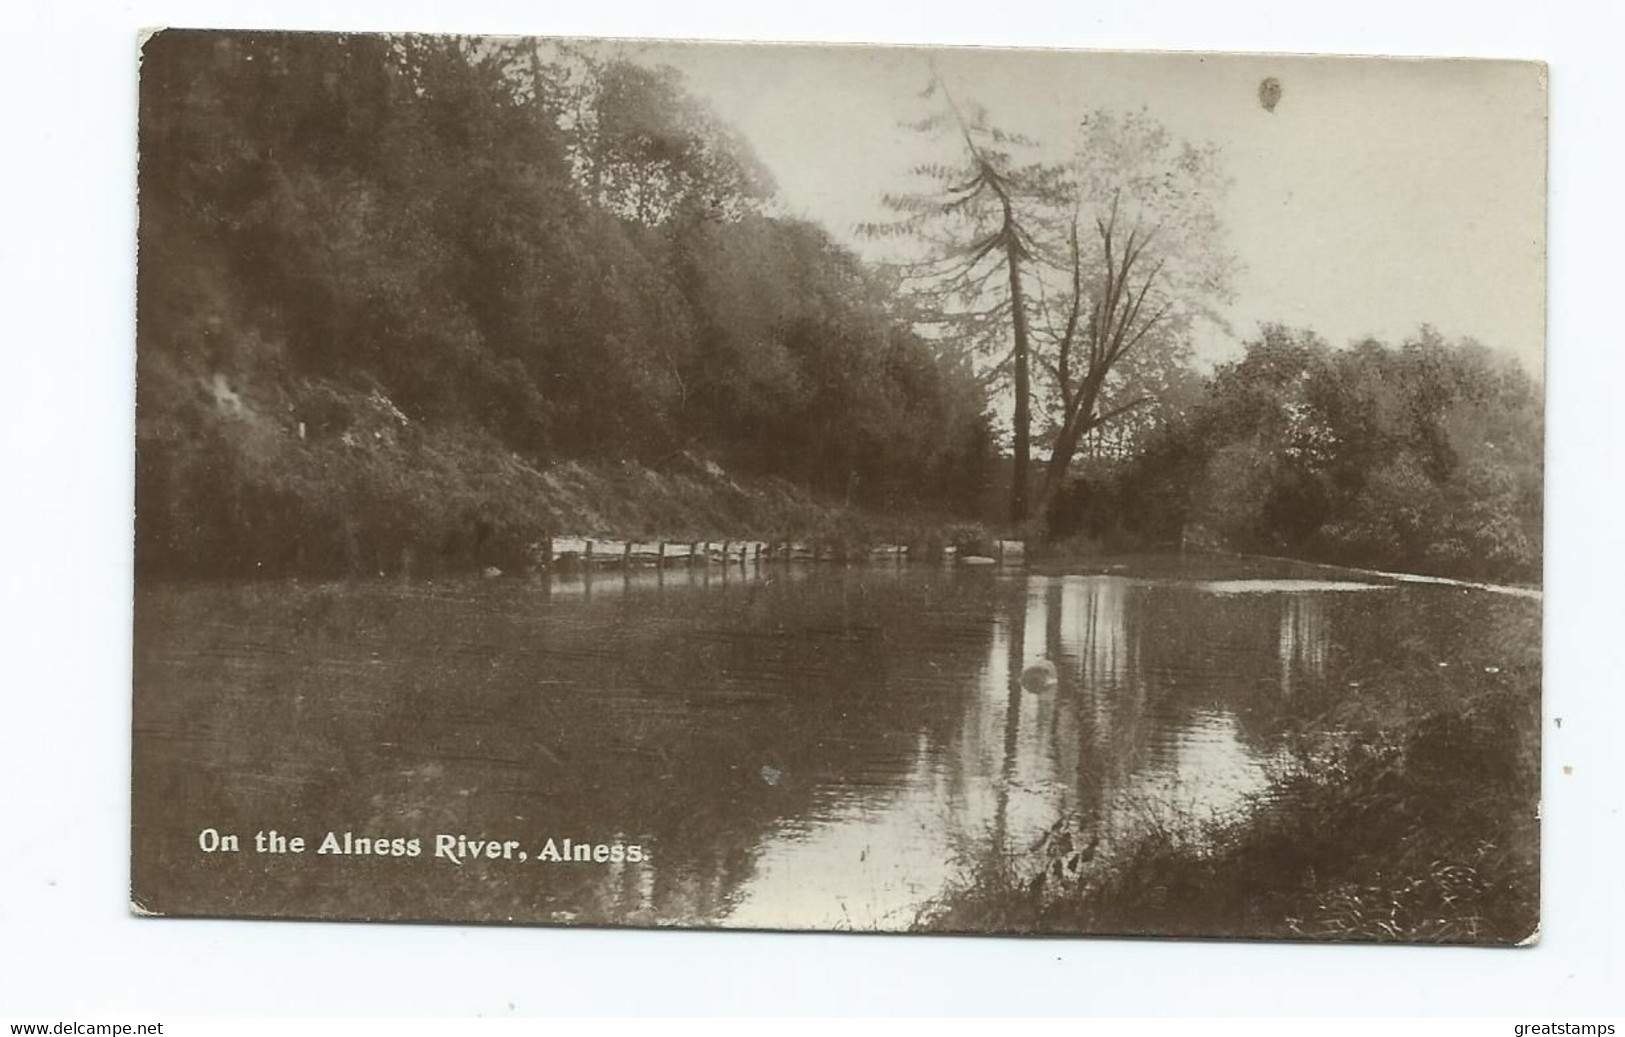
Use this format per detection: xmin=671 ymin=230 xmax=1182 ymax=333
xmin=1051 ymin=326 xmax=1544 ymax=581
xmin=136 ymin=32 xmax=991 ymax=574
xmin=135 ymin=32 xmax=1541 ymax=585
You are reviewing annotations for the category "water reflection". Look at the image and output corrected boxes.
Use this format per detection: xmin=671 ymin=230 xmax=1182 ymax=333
xmin=132 ymin=565 xmax=1531 ymax=931
xmin=546 ymin=559 xmax=775 ymax=598
xmin=736 ymin=575 xmax=1314 ymax=926
xmin=1279 ymin=593 xmax=1328 ymax=698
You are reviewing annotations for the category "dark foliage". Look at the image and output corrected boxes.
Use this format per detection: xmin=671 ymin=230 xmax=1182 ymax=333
xmin=136 ymin=31 xmax=992 ymax=576
xmin=919 ymin=608 xmax=1541 ymax=944
xmin=1049 ymin=325 xmax=1543 ymax=582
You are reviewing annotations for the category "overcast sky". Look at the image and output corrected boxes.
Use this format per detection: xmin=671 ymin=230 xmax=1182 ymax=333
xmin=603 ymin=40 xmax=1546 ymax=377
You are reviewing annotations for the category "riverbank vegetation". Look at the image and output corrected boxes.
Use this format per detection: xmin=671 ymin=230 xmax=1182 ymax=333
xmin=138 ymin=31 xmax=1541 ymax=587
xmin=137 ymin=32 xmax=991 ymax=577
xmin=1047 ymin=325 xmax=1544 ymax=583
xmin=917 ymin=601 xmax=1541 ymax=943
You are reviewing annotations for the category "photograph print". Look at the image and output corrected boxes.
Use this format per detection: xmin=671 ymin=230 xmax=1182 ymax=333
xmin=132 ymin=30 xmax=1545 ymax=943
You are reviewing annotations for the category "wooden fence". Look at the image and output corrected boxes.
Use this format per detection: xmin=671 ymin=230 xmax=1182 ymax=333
xmin=535 ymin=537 xmax=1029 ymax=569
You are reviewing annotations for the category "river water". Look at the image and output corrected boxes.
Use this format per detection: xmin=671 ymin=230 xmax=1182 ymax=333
xmin=131 ymin=558 xmax=1539 ymax=931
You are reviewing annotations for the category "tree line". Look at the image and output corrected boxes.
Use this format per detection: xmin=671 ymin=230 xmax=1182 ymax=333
xmin=862 ymin=75 xmax=1539 ymax=581
xmin=137 ymin=31 xmax=993 ymax=576
xmin=1050 ymin=326 xmax=1544 ymax=582
xmin=136 ymin=31 xmax=1541 ymax=583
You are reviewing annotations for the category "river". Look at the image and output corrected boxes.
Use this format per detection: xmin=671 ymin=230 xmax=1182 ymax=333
xmin=131 ymin=557 xmax=1539 ymax=931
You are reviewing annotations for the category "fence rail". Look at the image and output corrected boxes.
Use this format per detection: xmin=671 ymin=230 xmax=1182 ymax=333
xmin=535 ymin=537 xmax=1024 ymax=569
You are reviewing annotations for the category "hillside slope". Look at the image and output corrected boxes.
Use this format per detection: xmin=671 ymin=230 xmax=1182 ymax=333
xmin=135 ymin=360 xmax=978 ymax=578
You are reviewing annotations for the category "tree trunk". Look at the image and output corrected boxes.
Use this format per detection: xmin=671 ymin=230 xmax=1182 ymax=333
xmin=1034 ymin=376 xmax=1104 ymax=527
xmin=1005 ymin=235 xmax=1031 ymax=526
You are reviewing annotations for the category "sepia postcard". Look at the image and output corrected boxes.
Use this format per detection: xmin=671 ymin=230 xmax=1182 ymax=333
xmin=132 ymin=29 xmax=1545 ymax=943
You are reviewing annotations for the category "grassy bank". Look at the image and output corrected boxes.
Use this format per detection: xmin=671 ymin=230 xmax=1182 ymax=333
xmin=916 ymin=608 xmax=1541 ymax=944
xmin=135 ymin=366 xmax=985 ymax=579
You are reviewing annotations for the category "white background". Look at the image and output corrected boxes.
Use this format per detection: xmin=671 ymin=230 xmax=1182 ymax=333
xmin=1 ymin=0 xmax=1620 ymax=1018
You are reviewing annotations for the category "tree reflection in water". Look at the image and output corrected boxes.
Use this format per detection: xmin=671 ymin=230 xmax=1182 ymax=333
xmin=133 ymin=564 xmax=1530 ymax=932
